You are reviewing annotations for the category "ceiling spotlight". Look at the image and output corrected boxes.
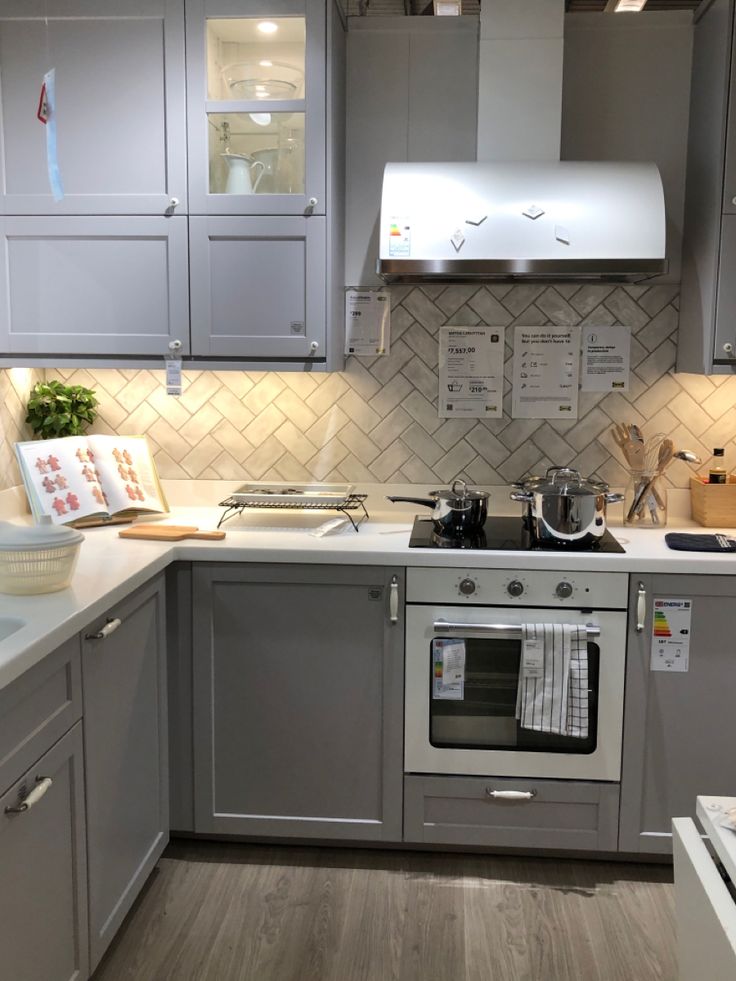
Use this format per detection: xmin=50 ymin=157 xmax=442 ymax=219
xmin=433 ymin=0 xmax=462 ymax=13
xmin=259 ymin=60 xmax=273 ymax=67
xmin=248 ymin=113 xmax=272 ymax=127
xmin=257 ymin=21 xmax=278 ymax=33
xmin=605 ymin=0 xmax=648 ymax=10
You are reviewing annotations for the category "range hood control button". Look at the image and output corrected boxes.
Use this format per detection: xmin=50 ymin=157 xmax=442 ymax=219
xmin=556 ymin=581 xmax=574 ymax=599
xmin=507 ymin=580 xmax=524 ymax=597
xmin=459 ymin=578 xmax=477 ymax=596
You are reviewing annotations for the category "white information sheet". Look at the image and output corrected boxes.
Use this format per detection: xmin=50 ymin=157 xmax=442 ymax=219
xmin=345 ymin=289 xmax=391 ymax=356
xmin=511 ymin=325 xmax=580 ymax=419
xmin=650 ymin=598 xmax=692 ymax=673
xmin=432 ymin=639 xmax=465 ymax=701
xmin=581 ymin=325 xmax=631 ymax=392
xmin=438 ymin=325 xmax=504 ymax=419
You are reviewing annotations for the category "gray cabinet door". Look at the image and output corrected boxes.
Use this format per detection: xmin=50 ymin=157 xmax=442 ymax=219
xmin=192 ymin=564 xmax=404 ymax=841
xmin=82 ymin=576 xmax=168 ymax=972
xmin=189 ymin=215 xmax=325 ymax=359
xmin=0 ymin=0 xmax=186 ymax=216
xmin=0 ymin=722 xmax=88 ymax=981
xmin=0 ymin=215 xmax=189 ymax=356
xmin=619 ymin=575 xmax=736 ymax=854
xmin=186 ymin=0 xmax=326 ymax=216
xmin=714 ymin=214 xmax=736 ymax=358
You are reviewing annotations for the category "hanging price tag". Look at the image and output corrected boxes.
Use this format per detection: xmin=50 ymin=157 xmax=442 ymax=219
xmin=165 ymin=357 xmax=182 ymax=396
xmin=37 ymin=69 xmax=64 ymax=202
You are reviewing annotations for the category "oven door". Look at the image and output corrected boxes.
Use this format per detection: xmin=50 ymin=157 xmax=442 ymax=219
xmin=405 ymin=605 xmax=626 ymax=781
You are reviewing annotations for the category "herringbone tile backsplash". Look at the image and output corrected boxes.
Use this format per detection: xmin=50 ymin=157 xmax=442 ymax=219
xmin=3 ymin=283 xmax=736 ymax=492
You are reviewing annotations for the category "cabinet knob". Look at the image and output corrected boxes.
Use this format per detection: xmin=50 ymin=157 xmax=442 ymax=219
xmin=169 ymin=339 xmax=182 ymax=352
xmin=169 ymin=197 xmax=180 ymax=209
xmin=732 ymin=196 xmax=736 ymax=206
xmin=309 ymin=341 xmax=320 ymax=354
xmin=724 ymin=343 xmax=734 ymax=356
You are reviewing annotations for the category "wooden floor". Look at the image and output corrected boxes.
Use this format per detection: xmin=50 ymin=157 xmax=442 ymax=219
xmin=93 ymin=840 xmax=677 ymax=981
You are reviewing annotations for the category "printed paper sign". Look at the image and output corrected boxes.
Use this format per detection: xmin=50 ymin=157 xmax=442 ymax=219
xmin=650 ymin=598 xmax=692 ymax=672
xmin=345 ymin=289 xmax=391 ymax=356
xmin=432 ymin=638 xmax=465 ymax=700
xmin=511 ymin=325 xmax=580 ymax=419
xmin=521 ymin=637 xmax=544 ymax=680
xmin=439 ymin=325 xmax=504 ymax=418
xmin=581 ymin=325 xmax=631 ymax=392
xmin=388 ymin=217 xmax=411 ymax=257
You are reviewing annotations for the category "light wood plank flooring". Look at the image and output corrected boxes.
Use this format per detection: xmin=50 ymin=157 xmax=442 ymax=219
xmin=92 ymin=841 xmax=676 ymax=981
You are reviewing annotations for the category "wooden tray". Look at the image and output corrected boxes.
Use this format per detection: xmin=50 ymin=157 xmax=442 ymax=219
xmin=690 ymin=476 xmax=736 ymax=527
xmin=119 ymin=524 xmax=225 ymax=541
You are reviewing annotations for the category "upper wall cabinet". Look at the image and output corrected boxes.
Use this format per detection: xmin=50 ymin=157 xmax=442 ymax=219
xmin=677 ymin=0 xmax=736 ymax=374
xmin=186 ymin=0 xmax=326 ymax=216
xmin=0 ymin=0 xmax=186 ymax=216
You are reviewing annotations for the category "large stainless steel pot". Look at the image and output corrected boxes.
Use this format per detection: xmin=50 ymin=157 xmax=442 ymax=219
xmin=510 ymin=467 xmax=623 ymax=545
xmin=387 ymin=479 xmax=489 ymax=538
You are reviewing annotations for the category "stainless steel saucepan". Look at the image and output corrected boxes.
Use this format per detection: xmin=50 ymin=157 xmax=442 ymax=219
xmin=387 ymin=479 xmax=489 ymax=538
xmin=510 ymin=467 xmax=623 ymax=546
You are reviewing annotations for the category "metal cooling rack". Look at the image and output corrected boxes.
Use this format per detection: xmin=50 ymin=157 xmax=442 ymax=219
xmin=217 ymin=494 xmax=369 ymax=532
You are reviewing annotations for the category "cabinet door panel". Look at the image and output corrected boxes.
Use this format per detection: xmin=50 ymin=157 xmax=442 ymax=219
xmin=190 ymin=215 xmax=325 ymax=358
xmin=620 ymin=575 xmax=736 ymax=853
xmin=0 ymin=0 xmax=186 ymax=215
xmin=714 ymin=214 xmax=736 ymax=359
xmin=0 ymin=216 xmax=189 ymax=356
xmin=0 ymin=723 xmax=88 ymax=981
xmin=83 ymin=576 xmax=168 ymax=971
xmin=192 ymin=564 xmax=403 ymax=841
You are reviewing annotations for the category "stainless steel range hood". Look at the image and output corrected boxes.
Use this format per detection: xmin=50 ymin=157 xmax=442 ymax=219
xmin=377 ymin=160 xmax=667 ymax=283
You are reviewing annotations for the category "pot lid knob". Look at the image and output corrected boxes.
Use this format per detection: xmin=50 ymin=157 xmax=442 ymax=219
xmin=451 ymin=478 xmax=468 ymax=498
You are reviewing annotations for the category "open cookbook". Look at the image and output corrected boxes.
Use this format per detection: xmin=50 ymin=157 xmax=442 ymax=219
xmin=15 ymin=434 xmax=168 ymax=526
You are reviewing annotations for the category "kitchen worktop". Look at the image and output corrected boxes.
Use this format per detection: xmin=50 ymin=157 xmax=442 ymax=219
xmin=1 ymin=481 xmax=735 ymax=693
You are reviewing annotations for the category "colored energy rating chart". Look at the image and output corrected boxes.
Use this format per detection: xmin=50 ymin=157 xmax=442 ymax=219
xmin=650 ymin=599 xmax=692 ymax=672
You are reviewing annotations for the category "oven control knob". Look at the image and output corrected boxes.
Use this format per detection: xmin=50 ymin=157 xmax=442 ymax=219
xmin=556 ymin=581 xmax=574 ymax=599
xmin=459 ymin=577 xmax=477 ymax=596
xmin=507 ymin=580 xmax=524 ymax=597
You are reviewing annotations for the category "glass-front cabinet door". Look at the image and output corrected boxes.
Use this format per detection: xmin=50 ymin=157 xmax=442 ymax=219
xmin=186 ymin=0 xmax=325 ymax=215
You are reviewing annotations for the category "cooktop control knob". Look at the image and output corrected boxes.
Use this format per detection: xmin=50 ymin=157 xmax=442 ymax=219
xmin=507 ymin=580 xmax=524 ymax=597
xmin=459 ymin=577 xmax=477 ymax=596
xmin=556 ymin=581 xmax=574 ymax=599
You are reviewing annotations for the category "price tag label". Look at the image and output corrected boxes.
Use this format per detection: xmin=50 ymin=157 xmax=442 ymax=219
xmin=165 ymin=358 xmax=182 ymax=396
xmin=522 ymin=637 xmax=544 ymax=679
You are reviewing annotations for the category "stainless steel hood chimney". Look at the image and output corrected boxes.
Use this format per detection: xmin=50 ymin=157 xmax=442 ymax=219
xmin=377 ymin=159 xmax=667 ymax=282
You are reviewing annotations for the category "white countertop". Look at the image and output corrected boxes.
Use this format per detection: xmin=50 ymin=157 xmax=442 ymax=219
xmin=1 ymin=486 xmax=736 ymax=694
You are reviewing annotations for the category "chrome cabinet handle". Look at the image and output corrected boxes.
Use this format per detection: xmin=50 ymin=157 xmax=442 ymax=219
xmin=433 ymin=620 xmax=600 ymax=639
xmin=486 ymin=788 xmax=537 ymax=801
xmin=85 ymin=617 xmax=122 ymax=641
xmin=389 ymin=576 xmax=399 ymax=624
xmin=636 ymin=582 xmax=646 ymax=633
xmin=5 ymin=776 xmax=53 ymax=814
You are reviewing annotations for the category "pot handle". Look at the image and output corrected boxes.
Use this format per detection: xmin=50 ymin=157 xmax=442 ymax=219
xmin=509 ymin=491 xmax=534 ymax=503
xmin=604 ymin=492 xmax=625 ymax=504
xmin=385 ymin=496 xmax=435 ymax=509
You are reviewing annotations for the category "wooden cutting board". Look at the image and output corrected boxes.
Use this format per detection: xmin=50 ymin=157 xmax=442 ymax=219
xmin=119 ymin=524 xmax=226 ymax=541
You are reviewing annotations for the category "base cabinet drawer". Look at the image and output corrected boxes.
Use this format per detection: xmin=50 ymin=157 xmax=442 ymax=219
xmin=404 ymin=776 xmax=620 ymax=852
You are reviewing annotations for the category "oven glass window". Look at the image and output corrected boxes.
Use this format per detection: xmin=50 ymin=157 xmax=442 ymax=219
xmin=429 ymin=637 xmax=599 ymax=754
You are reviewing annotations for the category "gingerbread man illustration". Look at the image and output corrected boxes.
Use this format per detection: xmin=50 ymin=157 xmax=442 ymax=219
xmin=47 ymin=455 xmax=61 ymax=472
xmin=117 ymin=464 xmax=128 ymax=481
xmin=65 ymin=493 xmax=80 ymax=511
xmin=51 ymin=497 xmax=67 ymax=516
xmin=81 ymin=465 xmax=96 ymax=483
xmin=91 ymin=486 xmax=105 ymax=506
xmin=75 ymin=448 xmax=89 ymax=463
xmin=123 ymin=450 xmax=132 ymax=465
xmin=87 ymin=450 xmax=95 ymax=462
xmin=35 ymin=457 xmax=49 ymax=474
xmin=127 ymin=467 xmax=139 ymax=484
xmin=55 ymin=474 xmax=68 ymax=490
xmin=135 ymin=486 xmax=145 ymax=502
xmin=112 ymin=448 xmax=123 ymax=463
xmin=125 ymin=484 xmax=137 ymax=501
xmin=42 ymin=476 xmax=56 ymax=494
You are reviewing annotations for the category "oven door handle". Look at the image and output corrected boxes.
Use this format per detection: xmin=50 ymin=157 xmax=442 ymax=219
xmin=433 ymin=620 xmax=601 ymax=639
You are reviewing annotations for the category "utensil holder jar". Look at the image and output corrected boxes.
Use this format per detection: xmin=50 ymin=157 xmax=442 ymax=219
xmin=623 ymin=470 xmax=668 ymax=527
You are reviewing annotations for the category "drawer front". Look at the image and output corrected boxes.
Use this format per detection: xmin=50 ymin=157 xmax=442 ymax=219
xmin=404 ymin=775 xmax=620 ymax=852
xmin=0 ymin=636 xmax=82 ymax=795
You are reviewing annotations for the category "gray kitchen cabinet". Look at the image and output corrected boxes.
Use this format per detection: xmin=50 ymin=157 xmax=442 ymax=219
xmin=0 ymin=216 xmax=190 ymax=358
xmin=189 ymin=215 xmax=326 ymax=360
xmin=0 ymin=637 xmax=87 ymax=981
xmin=82 ymin=575 xmax=168 ymax=972
xmin=678 ymin=0 xmax=736 ymax=373
xmin=404 ymin=776 xmax=620 ymax=853
xmin=192 ymin=563 xmax=404 ymax=842
xmin=619 ymin=575 xmax=736 ymax=855
xmin=0 ymin=0 xmax=186 ymax=217
xmin=0 ymin=723 xmax=88 ymax=981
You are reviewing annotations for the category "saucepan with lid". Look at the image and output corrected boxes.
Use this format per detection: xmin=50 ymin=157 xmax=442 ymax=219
xmin=387 ymin=479 xmax=489 ymax=538
xmin=510 ymin=467 xmax=623 ymax=546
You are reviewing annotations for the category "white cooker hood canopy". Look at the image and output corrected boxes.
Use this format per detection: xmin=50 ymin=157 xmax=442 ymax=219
xmin=377 ymin=159 xmax=667 ymax=282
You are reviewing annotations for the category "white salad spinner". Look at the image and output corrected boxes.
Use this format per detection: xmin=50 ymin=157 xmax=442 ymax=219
xmin=0 ymin=517 xmax=84 ymax=594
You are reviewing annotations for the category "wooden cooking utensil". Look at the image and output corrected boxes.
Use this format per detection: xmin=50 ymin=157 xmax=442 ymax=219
xmin=119 ymin=524 xmax=226 ymax=541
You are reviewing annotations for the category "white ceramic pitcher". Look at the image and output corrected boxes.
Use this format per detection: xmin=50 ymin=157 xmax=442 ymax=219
xmin=221 ymin=152 xmax=266 ymax=194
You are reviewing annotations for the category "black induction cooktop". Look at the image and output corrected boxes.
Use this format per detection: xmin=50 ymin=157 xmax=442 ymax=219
xmin=408 ymin=515 xmax=626 ymax=553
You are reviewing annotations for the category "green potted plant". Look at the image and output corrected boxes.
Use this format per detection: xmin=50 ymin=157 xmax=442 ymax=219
xmin=25 ymin=379 xmax=99 ymax=439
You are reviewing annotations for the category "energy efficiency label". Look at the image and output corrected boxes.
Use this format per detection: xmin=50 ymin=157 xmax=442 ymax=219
xmin=650 ymin=598 xmax=692 ymax=672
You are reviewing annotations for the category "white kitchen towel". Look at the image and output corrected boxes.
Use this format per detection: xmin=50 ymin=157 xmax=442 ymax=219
xmin=515 ymin=623 xmax=589 ymax=738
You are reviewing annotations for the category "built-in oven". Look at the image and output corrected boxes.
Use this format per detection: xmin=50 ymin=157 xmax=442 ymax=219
xmin=405 ymin=568 xmax=628 ymax=782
